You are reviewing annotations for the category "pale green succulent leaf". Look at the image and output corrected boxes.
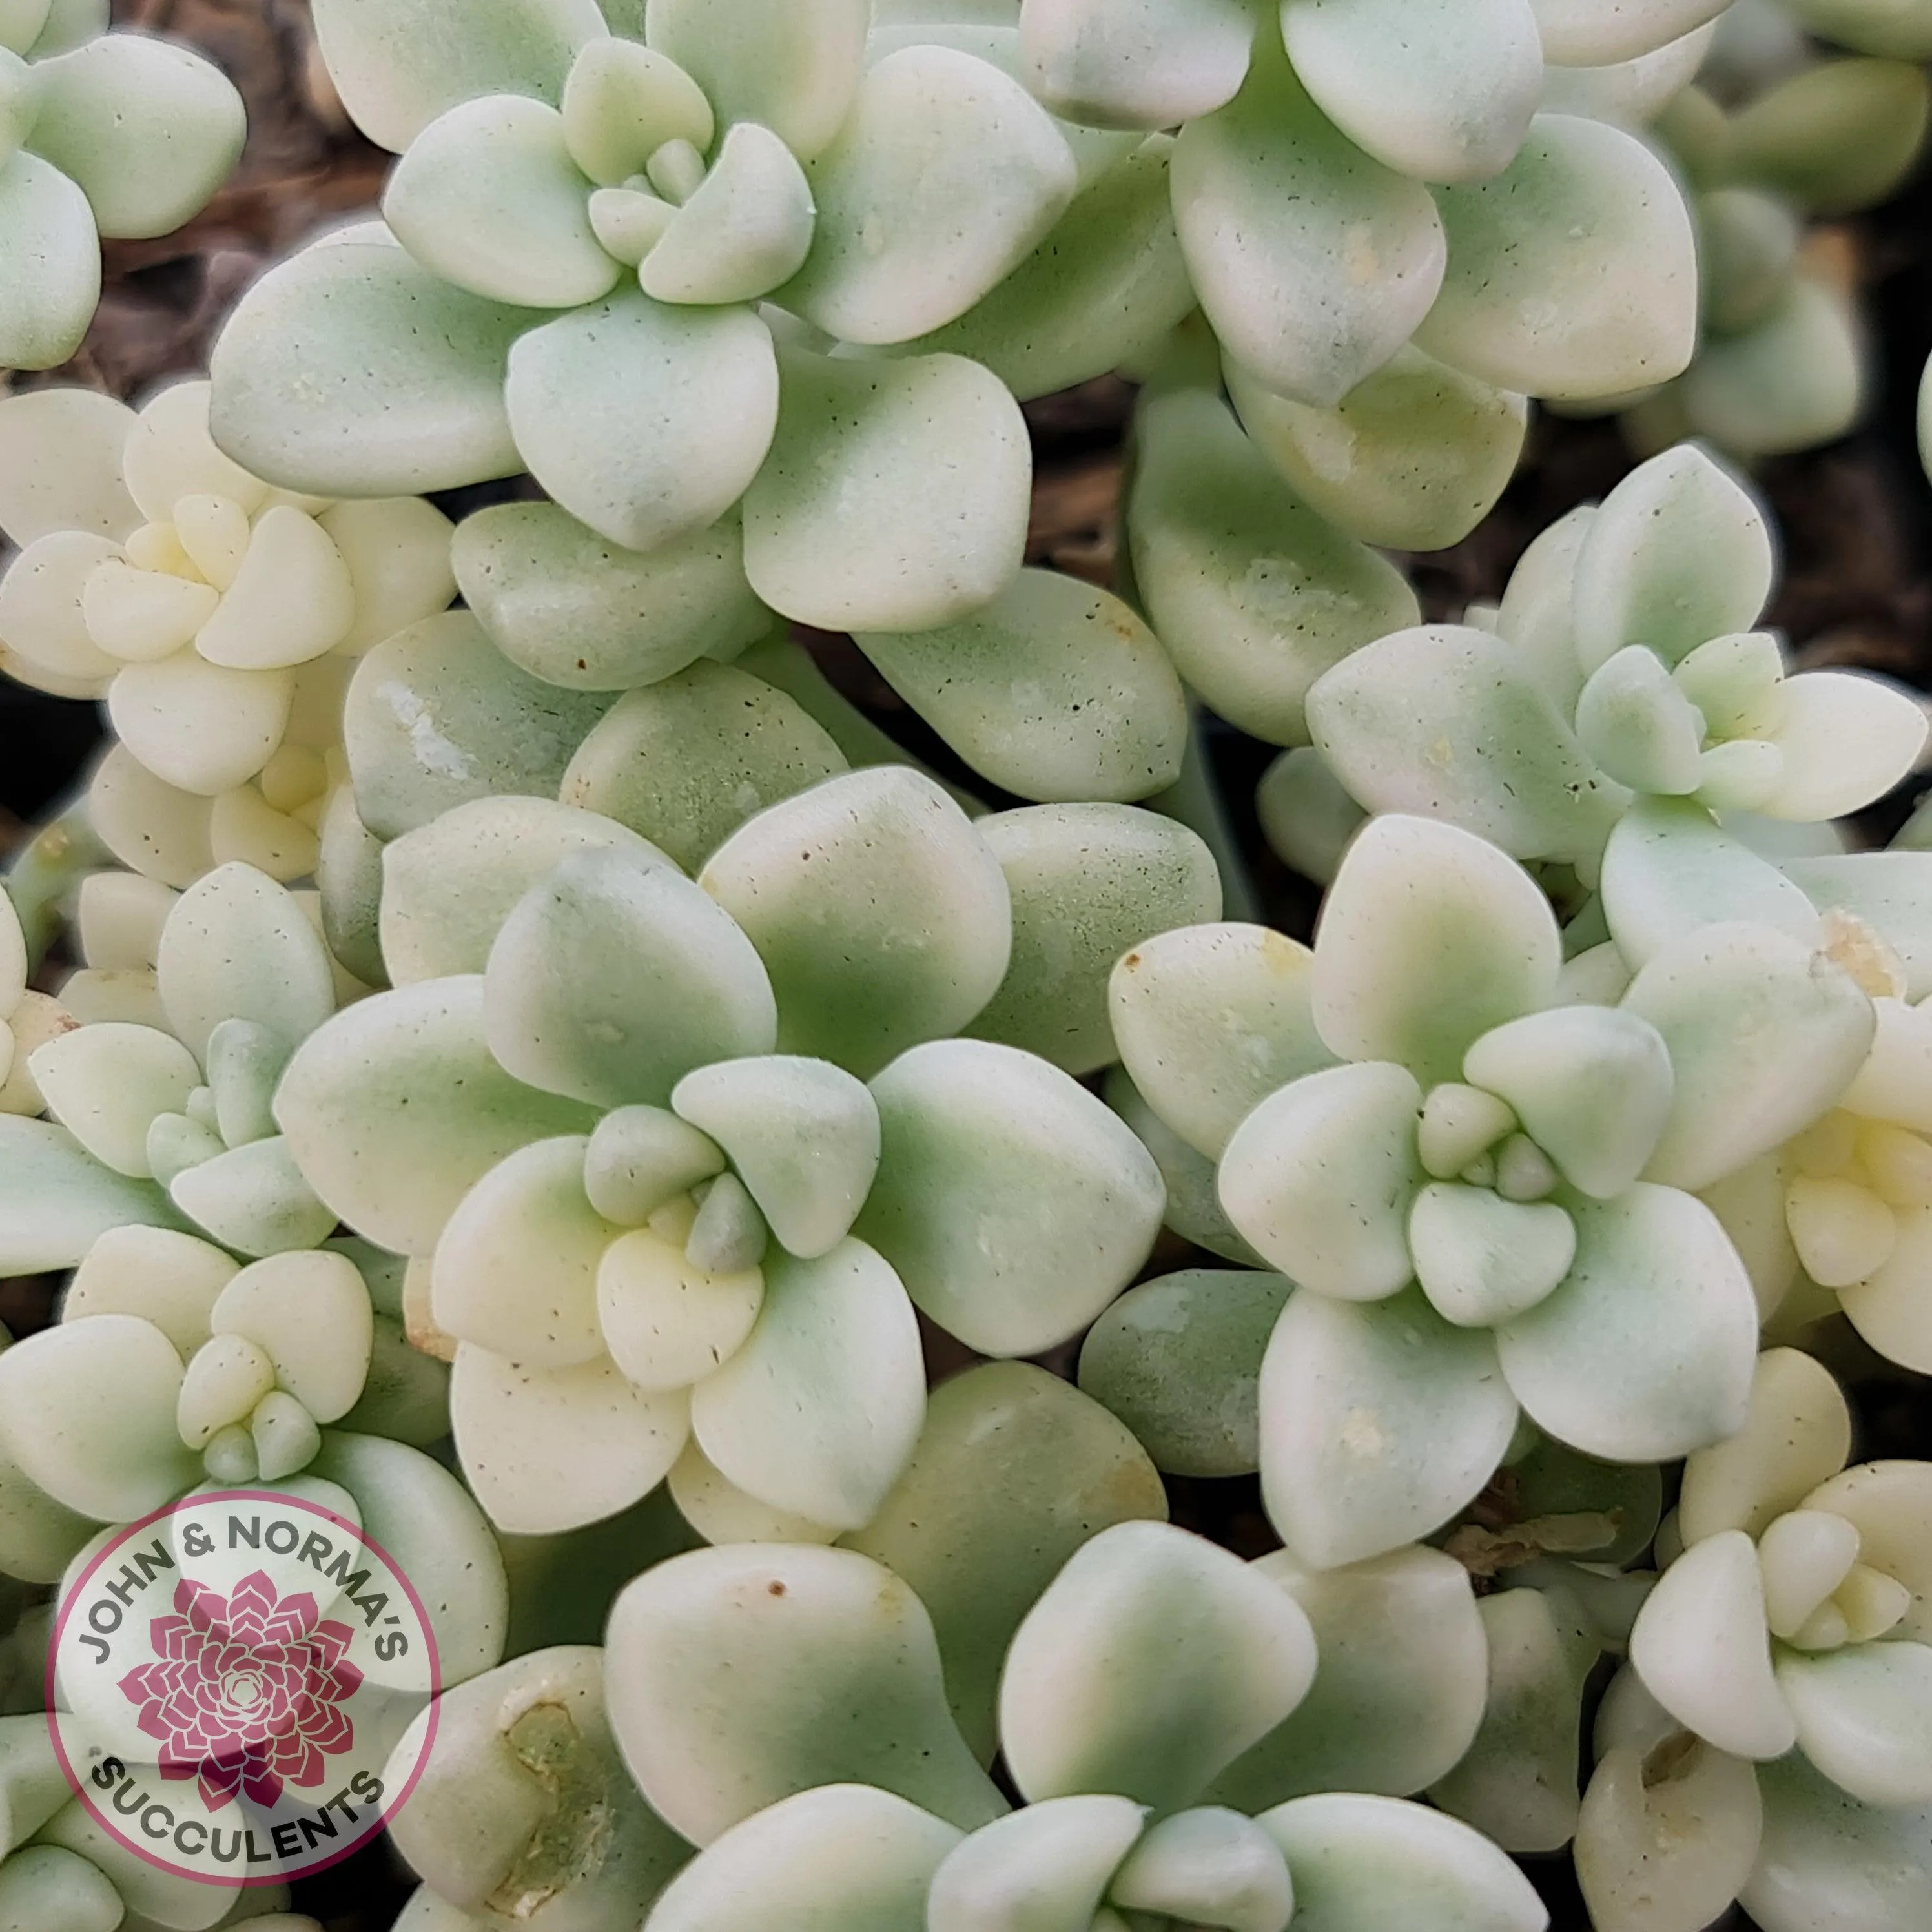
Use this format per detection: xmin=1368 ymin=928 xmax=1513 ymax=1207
xmin=273 ymin=975 xmax=600 ymax=1256
xmin=690 ymin=1237 xmax=923 ymax=1530
xmin=927 ymin=1794 xmax=1147 ymax=1932
xmin=23 ymin=32 xmax=244 ymax=240
xmin=644 ymin=0 xmax=870 ymax=161
xmin=0 ymin=0 xmax=52 ymax=55
xmin=0 ymin=149 xmax=99 ymax=372
xmin=1532 ymin=0 xmax=1727 ymax=65
xmin=0 ymin=1444 xmax=100 ymax=1584
xmin=0 ymin=1845 xmax=123 ymax=1931
xmin=504 ymin=292 xmax=780 ymax=555
xmin=1775 ymin=1641 xmax=1932 ymax=1808
xmin=1173 ymin=41 xmax=1443 ymax=406
xmin=28 ymin=1020 xmax=198 ymax=1178
xmin=1257 ymin=1286 xmax=1519 ymax=1568
xmin=1306 ymin=626 xmax=1627 ymax=865
xmin=856 ymin=570 xmax=1186 ymax=804
xmin=1461 ymin=1004 xmax=1676 ymax=1198
xmin=1314 ymin=813 xmax=1563 ymax=1081
xmin=1000 ymin=1519 xmax=1317 ymax=1811
xmin=1108 ymin=1805 xmax=1293 ymax=1932
xmin=1497 ymin=1184 xmax=1758 ymax=1462
xmin=0 ymin=1313 xmax=196 ymax=1521
xmin=1761 ymin=670 xmax=1928 ymax=823
xmin=1410 ymin=1186 xmax=1576 ymax=1329
xmin=1574 ymin=645 xmax=1707 ymax=795
xmin=451 ymin=1343 xmax=690 ymax=1534
xmin=859 ymin=1038 xmax=1162 ymax=1354
xmin=1078 ymin=1267 xmax=1291 ymax=1479
xmin=1127 ymin=389 xmax=1421 ymax=747
xmin=1415 ymin=114 xmax=1696 ymax=402
xmin=1226 ymin=345 xmax=1527 ymax=555
xmin=309 ymin=0 xmax=605 ymax=152
xmin=1209 ymin=1545 xmax=1488 ymax=1810
xmin=1623 ymin=920 xmax=1874 ymax=1193
xmin=207 ymin=234 xmax=528 ymax=497
xmin=638 ymin=121 xmax=815 ymax=307
xmin=604 ymin=1541 xmax=1004 ymax=1844
xmin=1280 ymin=0 xmax=1542 ymax=183
xmin=0 ymin=387 xmax=138 ymax=547
xmin=1571 ymin=443 xmax=1775 ymax=673
xmin=209 ymin=1249 xmax=372 ymax=1423
xmin=168 ymin=1134 xmax=340 ymax=1257
xmin=699 ymin=768 xmax=1012 ymax=1077
xmin=901 ymin=136 xmax=1193 ymax=401
xmin=378 ymin=796 xmax=666 ymax=983
xmin=1785 ymin=850 xmax=1932 ymax=1000
xmin=157 ymin=861 xmax=337 ymax=1060
xmin=1255 ymin=1792 xmax=1547 ymax=1929
xmin=1599 ymin=797 xmax=1820 ymax=972
xmin=785 ymin=45 xmax=1073 ymax=345
xmin=843 ymin=1361 xmax=1167 ymax=1762
xmin=382 ymin=94 xmax=620 ymax=309
xmin=453 ymin=500 xmax=771 ymax=694
xmin=1729 ymin=56 xmax=1930 ymax=217
xmin=1682 ymin=274 xmax=1865 ymax=459
xmin=1018 ymin=0 xmax=1254 ymax=129
xmin=1105 ymin=1067 xmax=1266 ymax=1263
xmin=969 ymin=804 xmax=1220 ymax=1076
xmin=560 ymin=663 xmax=850 ymax=872
xmin=484 ymin=848 xmax=777 ymax=1109
xmin=344 ymin=613 xmax=614 ymax=840
xmin=742 ymin=347 xmax=1029 ymax=633
xmin=1108 ymin=920 xmax=1334 ymax=1160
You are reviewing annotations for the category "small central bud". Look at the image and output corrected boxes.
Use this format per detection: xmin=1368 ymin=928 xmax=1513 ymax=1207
xmin=645 ymin=137 xmax=706 ymax=207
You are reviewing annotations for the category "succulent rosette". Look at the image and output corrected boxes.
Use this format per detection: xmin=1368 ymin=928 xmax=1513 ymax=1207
xmin=201 ymin=0 xmax=1197 ymax=647
xmin=269 ymin=767 xmax=1169 ymax=1541
xmin=1577 ymin=1348 xmax=1932 ymax=1932
xmin=1109 ymin=809 xmax=1891 ymax=1567
xmin=0 ymin=0 xmax=245 ymax=369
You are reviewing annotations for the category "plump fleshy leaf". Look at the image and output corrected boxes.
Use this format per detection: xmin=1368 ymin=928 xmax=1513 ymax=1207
xmin=1413 ymin=114 xmax=1697 ymax=401
xmin=1776 ymin=1641 xmax=1932 ymax=1807
xmin=1280 ymin=0 xmax=1542 ymax=183
xmin=1211 ymin=1545 xmax=1488 ymax=1810
xmin=1409 ymin=1186 xmax=1576 ymax=1329
xmin=927 ymin=1795 xmax=1147 ymax=1932
xmin=858 ymin=1038 xmax=1162 ymax=1354
xmin=28 ymin=1020 xmax=198 ymax=1178
xmin=855 ymin=570 xmax=1185 ymax=803
xmin=1496 ymin=1184 xmax=1758 ymax=1461
xmin=785 ymin=45 xmax=1073 ymax=344
xmin=700 ymin=768 xmax=1012 ymax=1076
xmin=0 ymin=1313 xmax=196 ymax=1521
xmin=690 ymin=1238 xmax=923 ymax=1529
xmin=1218 ymin=1062 xmax=1423 ymax=1301
xmin=309 ymin=0 xmax=606 ymax=152
xmin=647 ymin=1783 xmax=961 ymax=1932
xmin=1461 ymin=1005 xmax=1675 ymax=1198
xmin=1763 ymin=671 xmax=1929 ymax=823
xmin=344 ymin=612 xmax=613 ymax=839
xmin=641 ymin=121 xmax=816 ymax=306
xmin=0 ymin=150 xmax=99 ymax=372
xmin=1312 ymin=814 xmax=1561 ymax=1082
xmin=843 ymin=1361 xmax=1166 ymax=1762
xmin=1683 ymin=274 xmax=1866 ymax=460
xmin=24 ymin=32 xmax=244 ymax=240
xmin=1000 ymin=1520 xmax=1317 ymax=1811
xmin=453 ymin=500 xmax=772 ymax=692
xmin=1077 ymin=1266 xmax=1290 ymax=1479
xmin=560 ymin=663 xmax=849 ymax=872
xmin=1109 ymin=921 xmax=1334 ymax=1159
xmin=0 ymin=387 xmax=137 ymax=547
xmin=1307 ymin=626 xmax=1627 ymax=864
xmin=1570 ymin=444 xmax=1775 ymax=673
xmin=1622 ymin=921 xmax=1874 ymax=1193
xmin=1532 ymin=0 xmax=1727 ymax=65
xmin=604 ymin=1541 xmax=1003 ymax=1845
xmin=741 ymin=346 xmax=1030 ymax=632
xmin=504 ymin=292 xmax=780 ymax=555
xmin=969 ymin=805 xmax=1220 ymax=1075
xmin=1253 ymin=1793 xmax=1547 ymax=1931
xmin=1125 ymin=388 xmax=1422 ymax=746
xmin=208 ymin=234 xmax=528 ymax=497
xmin=274 ymin=975 xmax=599 ymax=1255
xmin=450 ymin=1344 xmax=688 ymax=1534
xmin=645 ymin=0 xmax=870 ymax=161
xmin=484 ymin=848 xmax=777 ymax=1107
xmin=1258 ymin=1287 xmax=1519 ymax=1568
xmin=0 ymin=1118 xmax=177 ymax=1275
xmin=1171 ymin=39 xmax=1444 ymax=407
xmin=1226 ymin=346 xmax=1527 ymax=553
xmin=1742 ymin=1752 xmax=1932 ymax=1932
xmin=383 ymin=95 xmax=621 ymax=309
xmin=1018 ymin=0 xmax=1255 ymax=128
xmin=902 ymin=137 xmax=1194 ymax=400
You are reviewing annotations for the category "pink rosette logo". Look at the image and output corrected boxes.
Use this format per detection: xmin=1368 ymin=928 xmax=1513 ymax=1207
xmin=49 ymin=1490 xmax=439 ymax=1887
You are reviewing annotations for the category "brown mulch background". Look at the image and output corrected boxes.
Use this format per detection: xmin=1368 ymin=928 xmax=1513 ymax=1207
xmin=7 ymin=7 xmax=1932 ymax=1927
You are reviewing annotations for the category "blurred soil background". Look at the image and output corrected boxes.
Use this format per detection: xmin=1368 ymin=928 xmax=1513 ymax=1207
xmin=5 ymin=6 xmax=1932 ymax=1926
